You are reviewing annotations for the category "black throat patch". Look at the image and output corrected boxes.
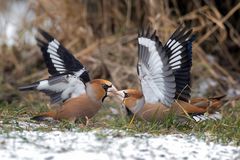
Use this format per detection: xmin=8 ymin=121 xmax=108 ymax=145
xmin=102 ymin=93 xmax=107 ymax=102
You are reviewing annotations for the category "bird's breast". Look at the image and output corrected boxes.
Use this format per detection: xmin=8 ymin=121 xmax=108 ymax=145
xmin=136 ymin=102 xmax=170 ymax=121
xmin=56 ymin=94 xmax=102 ymax=120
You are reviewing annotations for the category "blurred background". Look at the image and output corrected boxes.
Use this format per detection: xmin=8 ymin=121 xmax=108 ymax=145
xmin=0 ymin=0 xmax=239 ymax=105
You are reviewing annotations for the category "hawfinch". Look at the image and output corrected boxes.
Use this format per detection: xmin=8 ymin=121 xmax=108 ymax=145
xmin=19 ymin=29 xmax=117 ymax=123
xmin=115 ymin=26 xmax=224 ymax=122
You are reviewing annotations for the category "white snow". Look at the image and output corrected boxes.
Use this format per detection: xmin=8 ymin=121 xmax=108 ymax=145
xmin=0 ymin=129 xmax=239 ymax=160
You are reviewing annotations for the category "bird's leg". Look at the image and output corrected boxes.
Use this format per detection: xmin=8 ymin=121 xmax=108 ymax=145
xmin=85 ymin=116 xmax=89 ymax=126
xmin=78 ymin=116 xmax=89 ymax=128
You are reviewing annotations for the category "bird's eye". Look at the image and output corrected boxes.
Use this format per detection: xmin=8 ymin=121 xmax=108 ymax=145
xmin=123 ymin=91 xmax=129 ymax=98
xmin=102 ymin=84 xmax=111 ymax=91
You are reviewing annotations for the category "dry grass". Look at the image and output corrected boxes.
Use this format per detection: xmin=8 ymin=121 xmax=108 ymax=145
xmin=0 ymin=1 xmax=239 ymax=102
xmin=0 ymin=1 xmax=240 ymax=138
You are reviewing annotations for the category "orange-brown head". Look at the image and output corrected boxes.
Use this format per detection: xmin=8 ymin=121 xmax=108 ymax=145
xmin=86 ymin=79 xmax=117 ymax=103
xmin=115 ymin=89 xmax=145 ymax=114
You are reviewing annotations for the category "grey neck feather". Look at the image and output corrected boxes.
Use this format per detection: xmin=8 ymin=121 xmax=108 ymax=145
xmin=85 ymin=83 xmax=102 ymax=104
xmin=130 ymin=97 xmax=145 ymax=114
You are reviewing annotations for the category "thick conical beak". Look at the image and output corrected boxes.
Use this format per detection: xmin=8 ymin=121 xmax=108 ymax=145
xmin=114 ymin=90 xmax=125 ymax=102
xmin=107 ymin=85 xmax=118 ymax=97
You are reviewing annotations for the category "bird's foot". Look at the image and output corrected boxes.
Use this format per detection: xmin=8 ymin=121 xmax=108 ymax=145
xmin=79 ymin=116 xmax=90 ymax=128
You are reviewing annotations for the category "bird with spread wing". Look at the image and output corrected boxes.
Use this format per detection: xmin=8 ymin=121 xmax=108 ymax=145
xmin=19 ymin=29 xmax=117 ymax=123
xmin=114 ymin=26 xmax=224 ymax=122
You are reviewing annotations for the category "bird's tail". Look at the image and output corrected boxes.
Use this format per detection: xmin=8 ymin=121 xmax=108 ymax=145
xmin=189 ymin=95 xmax=226 ymax=122
xmin=175 ymin=95 xmax=226 ymax=122
xmin=190 ymin=95 xmax=226 ymax=113
xmin=191 ymin=112 xmax=222 ymax=122
xmin=31 ymin=111 xmax=57 ymax=121
xmin=18 ymin=82 xmax=39 ymax=91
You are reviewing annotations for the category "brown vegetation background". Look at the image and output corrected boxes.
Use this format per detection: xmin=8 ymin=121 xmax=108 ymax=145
xmin=0 ymin=0 xmax=240 ymax=104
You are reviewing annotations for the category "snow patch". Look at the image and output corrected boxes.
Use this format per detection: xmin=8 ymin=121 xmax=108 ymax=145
xmin=0 ymin=130 xmax=239 ymax=160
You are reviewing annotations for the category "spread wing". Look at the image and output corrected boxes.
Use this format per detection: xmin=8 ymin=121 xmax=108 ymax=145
xmin=36 ymin=29 xmax=90 ymax=83
xmin=164 ymin=26 xmax=194 ymax=101
xmin=137 ymin=29 xmax=176 ymax=106
xmin=19 ymin=74 xmax=86 ymax=104
xmin=19 ymin=29 xmax=91 ymax=104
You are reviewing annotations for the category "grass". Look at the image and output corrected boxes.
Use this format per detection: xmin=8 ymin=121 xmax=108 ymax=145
xmin=0 ymin=2 xmax=239 ymax=156
xmin=0 ymin=97 xmax=240 ymax=145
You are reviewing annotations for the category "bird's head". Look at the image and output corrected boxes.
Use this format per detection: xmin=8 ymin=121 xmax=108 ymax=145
xmin=114 ymin=89 xmax=144 ymax=114
xmin=87 ymin=79 xmax=118 ymax=103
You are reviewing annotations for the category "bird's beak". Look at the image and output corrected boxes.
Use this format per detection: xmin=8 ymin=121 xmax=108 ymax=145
xmin=114 ymin=90 xmax=127 ymax=112
xmin=114 ymin=90 xmax=125 ymax=102
xmin=107 ymin=85 xmax=118 ymax=97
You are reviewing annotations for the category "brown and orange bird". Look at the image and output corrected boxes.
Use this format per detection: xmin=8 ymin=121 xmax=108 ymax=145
xmin=114 ymin=26 xmax=225 ymax=122
xmin=19 ymin=29 xmax=117 ymax=123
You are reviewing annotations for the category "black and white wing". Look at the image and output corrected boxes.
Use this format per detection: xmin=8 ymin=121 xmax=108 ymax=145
xmin=19 ymin=29 xmax=90 ymax=104
xmin=137 ymin=29 xmax=176 ymax=106
xmin=164 ymin=26 xmax=194 ymax=101
xmin=36 ymin=29 xmax=90 ymax=83
xmin=19 ymin=74 xmax=86 ymax=104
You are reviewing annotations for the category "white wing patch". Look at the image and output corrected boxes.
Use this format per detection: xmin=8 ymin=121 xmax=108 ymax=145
xmin=137 ymin=27 xmax=193 ymax=105
xmin=170 ymin=41 xmax=181 ymax=50
xmin=163 ymin=26 xmax=193 ymax=101
xmin=138 ymin=37 xmax=156 ymax=49
xmin=62 ymin=75 xmax=86 ymax=99
xmin=138 ymin=36 xmax=176 ymax=106
xmin=74 ymin=68 xmax=87 ymax=77
xmin=166 ymin=38 xmax=184 ymax=69
xmin=139 ymin=66 xmax=165 ymax=103
xmin=169 ymin=55 xmax=181 ymax=64
xmin=37 ymin=80 xmax=66 ymax=92
xmin=47 ymin=39 xmax=66 ymax=73
xmin=171 ymin=51 xmax=182 ymax=60
xmin=36 ymin=75 xmax=86 ymax=103
xmin=192 ymin=112 xmax=222 ymax=122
